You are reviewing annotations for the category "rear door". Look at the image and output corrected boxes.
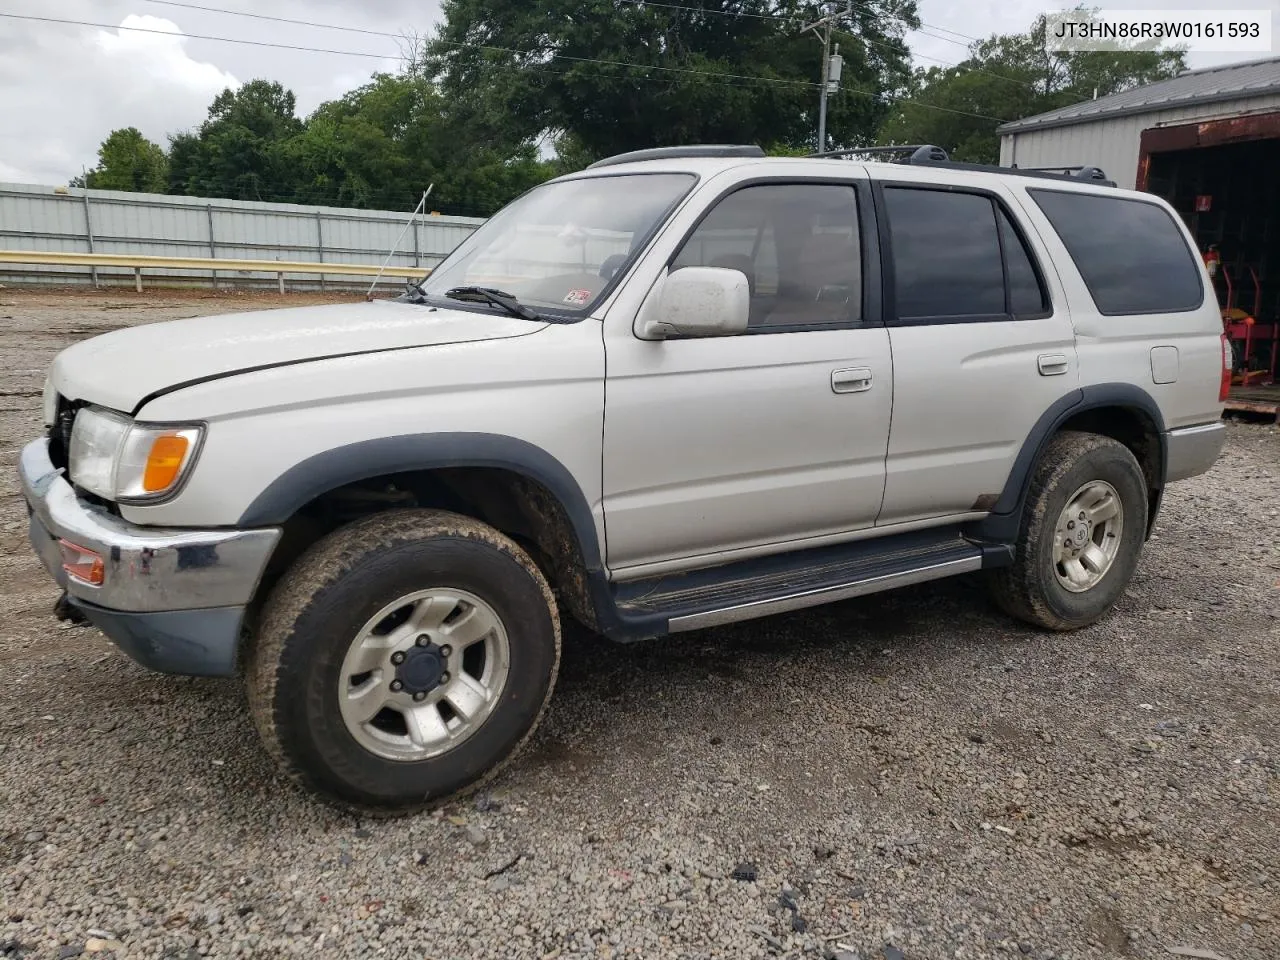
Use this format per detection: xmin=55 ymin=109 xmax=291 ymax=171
xmin=873 ymin=172 xmax=1080 ymax=525
xmin=1018 ymin=187 xmax=1224 ymax=431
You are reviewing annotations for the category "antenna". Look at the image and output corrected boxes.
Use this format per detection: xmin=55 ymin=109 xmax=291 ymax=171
xmin=366 ymin=184 xmax=433 ymax=301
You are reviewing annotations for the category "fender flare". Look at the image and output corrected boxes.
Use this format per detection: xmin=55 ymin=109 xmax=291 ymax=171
xmin=970 ymin=383 xmax=1168 ymax=542
xmin=237 ymin=432 xmax=604 ymax=571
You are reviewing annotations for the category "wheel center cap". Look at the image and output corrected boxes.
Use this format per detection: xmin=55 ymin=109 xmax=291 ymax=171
xmin=1073 ymin=525 xmax=1090 ymax=544
xmin=396 ymin=646 xmax=445 ymax=694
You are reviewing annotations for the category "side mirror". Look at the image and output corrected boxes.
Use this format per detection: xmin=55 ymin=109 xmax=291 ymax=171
xmin=635 ymin=266 xmax=750 ymax=340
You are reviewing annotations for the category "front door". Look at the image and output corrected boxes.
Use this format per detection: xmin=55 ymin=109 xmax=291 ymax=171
xmin=601 ymin=179 xmax=893 ymax=576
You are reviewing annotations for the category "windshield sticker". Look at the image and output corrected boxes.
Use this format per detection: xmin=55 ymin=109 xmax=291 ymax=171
xmin=563 ymin=288 xmax=591 ymax=305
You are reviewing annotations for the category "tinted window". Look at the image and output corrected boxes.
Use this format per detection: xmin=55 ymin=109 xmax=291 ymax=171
xmin=1029 ymin=190 xmax=1202 ymax=315
xmin=673 ymin=184 xmax=861 ymax=330
xmin=885 ymin=188 xmax=1005 ymax=318
xmin=998 ymin=208 xmax=1048 ymax=316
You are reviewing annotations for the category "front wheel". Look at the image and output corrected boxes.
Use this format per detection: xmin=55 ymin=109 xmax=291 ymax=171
xmin=246 ymin=509 xmax=560 ymax=813
xmin=989 ymin=431 xmax=1148 ymax=631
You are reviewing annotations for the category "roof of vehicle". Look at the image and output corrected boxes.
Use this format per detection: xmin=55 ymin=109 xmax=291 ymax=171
xmin=997 ymin=54 xmax=1280 ymax=135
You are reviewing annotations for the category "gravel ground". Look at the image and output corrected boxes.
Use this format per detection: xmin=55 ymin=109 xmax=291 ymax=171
xmin=1 ymin=289 xmax=1278 ymax=960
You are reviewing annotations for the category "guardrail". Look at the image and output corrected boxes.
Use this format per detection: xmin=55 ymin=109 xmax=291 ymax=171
xmin=0 ymin=250 xmax=430 ymax=293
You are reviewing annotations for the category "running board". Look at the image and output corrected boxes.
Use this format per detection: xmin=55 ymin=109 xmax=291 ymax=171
xmin=610 ymin=529 xmax=1009 ymax=636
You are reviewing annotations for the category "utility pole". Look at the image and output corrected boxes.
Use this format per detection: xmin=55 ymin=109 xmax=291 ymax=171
xmin=802 ymin=2 xmax=849 ymax=154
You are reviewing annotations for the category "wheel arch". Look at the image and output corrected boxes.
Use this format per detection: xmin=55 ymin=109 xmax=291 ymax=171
xmin=970 ymin=384 xmax=1168 ymax=543
xmin=238 ymin=433 xmax=611 ymax=632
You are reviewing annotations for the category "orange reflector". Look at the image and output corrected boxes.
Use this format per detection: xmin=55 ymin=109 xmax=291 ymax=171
xmin=142 ymin=434 xmax=190 ymax=492
xmin=59 ymin=539 xmax=104 ymax=586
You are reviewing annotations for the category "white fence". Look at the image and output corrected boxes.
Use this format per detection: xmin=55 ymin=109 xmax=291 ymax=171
xmin=0 ymin=183 xmax=484 ymax=290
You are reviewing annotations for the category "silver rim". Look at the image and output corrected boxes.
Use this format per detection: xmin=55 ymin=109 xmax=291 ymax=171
xmin=338 ymin=588 xmax=510 ymax=762
xmin=1052 ymin=480 xmax=1124 ymax=593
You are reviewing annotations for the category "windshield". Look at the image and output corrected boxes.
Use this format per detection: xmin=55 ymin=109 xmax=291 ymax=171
xmin=419 ymin=173 xmax=696 ymax=314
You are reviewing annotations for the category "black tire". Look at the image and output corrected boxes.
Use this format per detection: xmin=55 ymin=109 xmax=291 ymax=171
xmin=988 ymin=431 xmax=1148 ymax=631
xmin=246 ymin=509 xmax=560 ymax=813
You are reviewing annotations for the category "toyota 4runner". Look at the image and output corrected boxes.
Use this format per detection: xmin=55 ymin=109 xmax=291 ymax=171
xmin=19 ymin=144 xmax=1230 ymax=811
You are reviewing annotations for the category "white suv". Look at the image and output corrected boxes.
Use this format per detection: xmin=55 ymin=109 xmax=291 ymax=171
xmin=19 ymin=144 xmax=1229 ymax=811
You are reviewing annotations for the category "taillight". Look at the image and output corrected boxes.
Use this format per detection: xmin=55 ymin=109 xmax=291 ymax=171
xmin=1219 ymin=334 xmax=1232 ymax=402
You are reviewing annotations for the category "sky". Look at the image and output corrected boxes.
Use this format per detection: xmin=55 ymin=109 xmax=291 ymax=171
xmin=0 ymin=0 xmax=1276 ymax=185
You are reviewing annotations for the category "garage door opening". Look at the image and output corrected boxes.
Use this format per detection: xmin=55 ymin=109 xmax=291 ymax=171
xmin=1139 ymin=116 xmax=1280 ymax=418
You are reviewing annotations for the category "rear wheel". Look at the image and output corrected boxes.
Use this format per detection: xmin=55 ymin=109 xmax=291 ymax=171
xmin=989 ymin=431 xmax=1148 ymax=631
xmin=246 ymin=509 xmax=560 ymax=813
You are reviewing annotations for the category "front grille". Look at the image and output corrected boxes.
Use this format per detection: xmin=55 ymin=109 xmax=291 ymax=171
xmin=48 ymin=397 xmax=76 ymax=471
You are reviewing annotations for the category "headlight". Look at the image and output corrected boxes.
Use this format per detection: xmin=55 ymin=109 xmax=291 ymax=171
xmin=68 ymin=406 xmax=203 ymax=503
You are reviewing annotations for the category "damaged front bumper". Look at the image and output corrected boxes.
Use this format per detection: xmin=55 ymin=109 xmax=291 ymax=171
xmin=18 ymin=438 xmax=281 ymax=676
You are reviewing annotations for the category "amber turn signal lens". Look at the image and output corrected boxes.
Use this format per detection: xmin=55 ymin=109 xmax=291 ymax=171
xmin=142 ymin=434 xmax=190 ymax=492
xmin=59 ymin=539 xmax=105 ymax=586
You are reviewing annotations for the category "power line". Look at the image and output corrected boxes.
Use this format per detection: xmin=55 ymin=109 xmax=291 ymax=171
xmin=832 ymin=27 xmax=1038 ymax=93
xmin=608 ymin=0 xmax=1036 ymax=93
xmin=3 ymin=10 xmax=831 ymax=93
xmin=613 ymin=0 xmax=982 ymax=48
xmin=1 ymin=9 xmax=1010 ymax=123
xmin=139 ymin=0 xmax=405 ymax=40
xmin=136 ymin=0 xmax=1015 ymax=122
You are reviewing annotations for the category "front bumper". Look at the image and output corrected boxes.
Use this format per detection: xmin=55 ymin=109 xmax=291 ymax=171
xmin=19 ymin=438 xmax=281 ymax=676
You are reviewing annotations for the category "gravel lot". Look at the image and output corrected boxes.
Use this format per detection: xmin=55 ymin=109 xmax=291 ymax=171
xmin=1 ymin=289 xmax=1278 ymax=960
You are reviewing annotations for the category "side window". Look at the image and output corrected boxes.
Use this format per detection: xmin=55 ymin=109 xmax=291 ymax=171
xmin=672 ymin=183 xmax=861 ymax=330
xmin=1029 ymin=189 xmax=1203 ymax=315
xmin=884 ymin=188 xmax=1005 ymax=319
xmin=998 ymin=208 xmax=1049 ymax=316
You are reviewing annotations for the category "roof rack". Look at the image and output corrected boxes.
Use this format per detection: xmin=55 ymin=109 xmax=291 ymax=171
xmin=1009 ymin=163 xmax=1112 ymax=182
xmin=811 ymin=142 xmax=1116 ymax=187
xmin=587 ymin=144 xmax=766 ymax=169
xmin=584 ymin=142 xmax=1117 ymax=187
xmin=811 ymin=144 xmax=950 ymax=163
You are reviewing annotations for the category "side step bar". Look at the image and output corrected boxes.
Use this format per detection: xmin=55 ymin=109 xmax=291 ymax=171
xmin=610 ymin=528 xmax=1012 ymax=637
xmin=668 ymin=553 xmax=981 ymax=631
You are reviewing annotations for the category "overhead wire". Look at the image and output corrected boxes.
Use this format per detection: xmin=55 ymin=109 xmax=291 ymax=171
xmin=3 ymin=6 xmax=1013 ymax=124
xmin=606 ymin=0 xmax=1039 ymax=93
xmin=128 ymin=0 xmax=1021 ymax=115
xmin=1 ymin=12 xmax=821 ymax=90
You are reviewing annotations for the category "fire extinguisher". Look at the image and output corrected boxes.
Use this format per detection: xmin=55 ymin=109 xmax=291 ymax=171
xmin=1203 ymin=244 xmax=1220 ymax=278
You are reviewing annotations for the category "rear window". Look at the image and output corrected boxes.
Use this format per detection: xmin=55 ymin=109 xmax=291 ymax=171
xmin=1028 ymin=189 xmax=1203 ymax=315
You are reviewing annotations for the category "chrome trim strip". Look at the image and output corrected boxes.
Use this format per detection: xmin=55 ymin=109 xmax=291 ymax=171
xmin=667 ymin=555 xmax=982 ymax=632
xmin=19 ymin=438 xmax=280 ymax=613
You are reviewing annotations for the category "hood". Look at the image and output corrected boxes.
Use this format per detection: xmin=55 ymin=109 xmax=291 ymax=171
xmin=51 ymin=299 xmax=544 ymax=414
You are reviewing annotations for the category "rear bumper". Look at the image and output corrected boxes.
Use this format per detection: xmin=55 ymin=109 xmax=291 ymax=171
xmin=19 ymin=437 xmax=281 ymax=676
xmin=1164 ymin=421 xmax=1226 ymax=483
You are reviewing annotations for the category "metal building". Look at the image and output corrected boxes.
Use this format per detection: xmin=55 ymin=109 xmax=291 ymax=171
xmin=998 ymin=56 xmax=1280 ymax=416
xmin=997 ymin=56 xmax=1280 ymax=190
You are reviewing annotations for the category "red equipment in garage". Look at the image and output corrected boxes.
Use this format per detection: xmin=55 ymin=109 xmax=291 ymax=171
xmin=1220 ymin=263 xmax=1278 ymax=385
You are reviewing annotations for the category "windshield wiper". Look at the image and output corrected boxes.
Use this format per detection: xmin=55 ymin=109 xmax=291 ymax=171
xmin=444 ymin=286 xmax=542 ymax=322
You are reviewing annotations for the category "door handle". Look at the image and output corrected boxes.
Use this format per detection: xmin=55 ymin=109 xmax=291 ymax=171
xmin=1037 ymin=354 xmax=1070 ymax=376
xmin=831 ymin=367 xmax=873 ymax=394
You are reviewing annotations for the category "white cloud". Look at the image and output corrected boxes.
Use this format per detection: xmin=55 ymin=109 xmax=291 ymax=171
xmin=0 ymin=0 xmax=429 ymax=186
xmin=0 ymin=7 xmax=240 ymax=184
xmin=95 ymin=14 xmax=240 ymax=95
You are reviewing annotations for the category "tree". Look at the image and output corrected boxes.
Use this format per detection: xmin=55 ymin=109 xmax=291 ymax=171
xmin=76 ymin=127 xmax=168 ymax=193
xmin=878 ymin=9 xmax=1186 ymax=163
xmin=283 ymin=71 xmax=557 ymax=216
xmin=169 ymin=80 xmax=305 ymax=201
xmin=426 ymin=0 xmax=920 ymax=163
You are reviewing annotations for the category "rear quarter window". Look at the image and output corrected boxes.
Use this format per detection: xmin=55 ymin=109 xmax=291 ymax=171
xmin=1028 ymin=189 xmax=1203 ymax=316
